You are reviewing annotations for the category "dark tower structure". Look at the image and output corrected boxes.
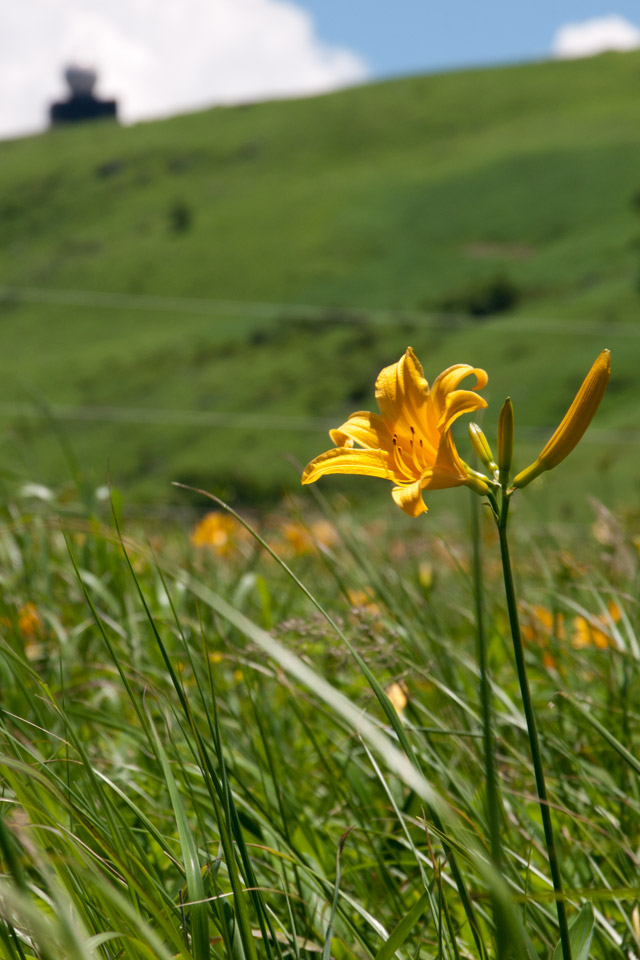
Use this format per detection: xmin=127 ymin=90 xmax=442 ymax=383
xmin=50 ymin=65 xmax=118 ymax=126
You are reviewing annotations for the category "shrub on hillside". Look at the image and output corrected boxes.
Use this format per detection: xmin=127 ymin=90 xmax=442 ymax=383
xmin=436 ymin=273 xmax=521 ymax=318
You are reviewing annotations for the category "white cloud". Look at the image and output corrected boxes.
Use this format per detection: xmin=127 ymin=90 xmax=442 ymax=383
xmin=0 ymin=0 xmax=369 ymax=139
xmin=552 ymin=14 xmax=640 ymax=59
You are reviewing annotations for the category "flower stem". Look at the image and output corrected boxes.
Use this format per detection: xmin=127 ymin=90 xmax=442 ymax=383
xmin=472 ymin=493 xmax=511 ymax=960
xmin=497 ymin=496 xmax=572 ymax=960
xmin=471 ymin=493 xmax=502 ymax=868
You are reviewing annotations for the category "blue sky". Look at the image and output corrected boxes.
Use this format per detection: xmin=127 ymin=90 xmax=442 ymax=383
xmin=2 ymin=1 xmax=640 ymax=139
xmin=296 ymin=1 xmax=640 ymax=77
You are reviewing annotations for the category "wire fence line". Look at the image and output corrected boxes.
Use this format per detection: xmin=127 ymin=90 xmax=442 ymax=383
xmin=0 ymin=401 xmax=636 ymax=443
xmin=1 ymin=284 xmax=639 ymax=337
xmin=0 ymin=402 xmax=333 ymax=432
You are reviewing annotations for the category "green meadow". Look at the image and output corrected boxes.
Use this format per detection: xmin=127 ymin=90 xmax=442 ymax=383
xmin=0 ymin=51 xmax=639 ymax=509
xmin=0 ymin=49 xmax=639 ymax=960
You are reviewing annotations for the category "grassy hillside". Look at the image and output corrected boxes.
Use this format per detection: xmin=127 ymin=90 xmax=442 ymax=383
xmin=1 ymin=52 xmax=639 ymax=514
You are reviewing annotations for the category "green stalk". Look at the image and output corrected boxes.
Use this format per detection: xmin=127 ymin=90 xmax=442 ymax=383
xmin=471 ymin=492 xmax=502 ymax=869
xmin=471 ymin=493 xmax=509 ymax=959
xmin=497 ymin=496 xmax=572 ymax=960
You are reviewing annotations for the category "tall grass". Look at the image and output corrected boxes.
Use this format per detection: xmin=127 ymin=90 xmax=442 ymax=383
xmin=0 ymin=484 xmax=637 ymax=958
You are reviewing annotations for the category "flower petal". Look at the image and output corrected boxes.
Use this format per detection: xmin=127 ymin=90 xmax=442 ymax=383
xmin=302 ymin=446 xmax=391 ymax=484
xmin=433 ymin=363 xmax=488 ymax=396
xmin=420 ymin=434 xmax=468 ymax=489
xmin=330 ymin=412 xmax=392 ymax=450
xmin=421 ymin=466 xmax=466 ymax=490
xmin=391 ymin=480 xmax=428 ymax=517
xmin=431 ymin=365 xmax=488 ymax=425
xmin=375 ymin=347 xmax=429 ymax=431
xmin=438 ymin=388 xmax=488 ymax=432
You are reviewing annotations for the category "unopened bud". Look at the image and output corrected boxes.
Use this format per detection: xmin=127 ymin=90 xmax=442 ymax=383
xmin=513 ymin=350 xmax=611 ymax=489
xmin=497 ymin=398 xmax=514 ymax=485
xmin=462 ymin=464 xmax=490 ymax=497
xmin=468 ymin=423 xmax=497 ymax=474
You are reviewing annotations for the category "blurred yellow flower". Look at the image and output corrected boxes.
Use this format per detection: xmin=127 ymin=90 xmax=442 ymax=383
xmin=514 ymin=350 xmax=611 ymax=489
xmin=386 ymin=681 xmax=409 ymax=717
xmin=418 ymin=561 xmax=434 ymax=591
xmin=608 ymin=600 xmax=621 ymax=622
xmin=18 ymin=603 xmax=42 ymax=639
xmin=572 ymin=600 xmax=620 ymax=650
xmin=572 ymin=617 xmax=609 ymax=650
xmin=3 ymin=603 xmax=46 ymax=662
xmin=280 ymin=519 xmax=338 ymax=556
xmin=347 ymin=587 xmax=380 ymax=617
xmin=522 ymin=600 xmax=621 ymax=653
xmin=521 ymin=604 xmax=565 ymax=645
xmin=520 ymin=605 xmax=565 ymax=671
xmin=191 ymin=512 xmax=248 ymax=556
xmin=302 ymin=347 xmax=489 ymax=516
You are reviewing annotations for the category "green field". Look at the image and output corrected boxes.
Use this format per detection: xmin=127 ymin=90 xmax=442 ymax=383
xmin=1 ymin=52 xmax=639 ymax=514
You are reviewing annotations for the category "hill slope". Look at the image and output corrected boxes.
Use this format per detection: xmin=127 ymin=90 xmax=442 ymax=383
xmin=0 ymin=53 xmax=639 ymax=514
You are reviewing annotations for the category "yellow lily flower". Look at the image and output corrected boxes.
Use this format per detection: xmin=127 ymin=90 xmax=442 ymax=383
xmin=513 ymin=349 xmax=611 ymax=489
xmin=301 ymin=347 xmax=489 ymax=517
